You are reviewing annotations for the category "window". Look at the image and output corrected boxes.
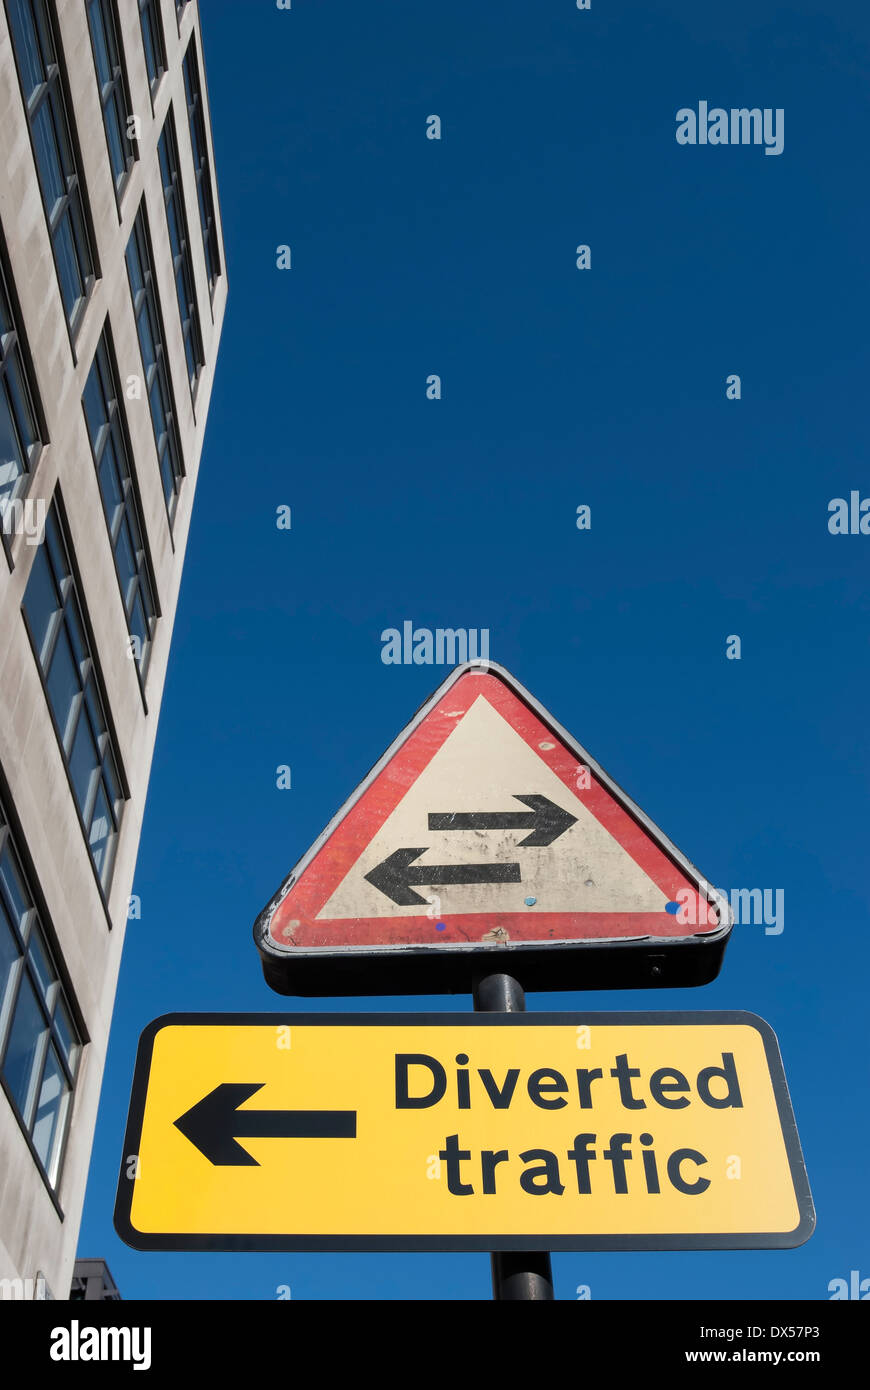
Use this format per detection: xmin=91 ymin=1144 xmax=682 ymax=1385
xmin=125 ymin=206 xmax=184 ymax=516
xmin=138 ymin=0 xmax=165 ymax=94
xmin=5 ymin=0 xmax=96 ymax=334
xmin=0 ymin=809 xmax=83 ymax=1189
xmin=158 ymin=114 xmax=204 ymax=391
xmin=22 ymin=503 xmax=125 ymax=889
xmin=0 ymin=253 xmax=43 ymax=535
xmin=86 ymin=0 xmax=136 ymax=193
xmin=83 ymin=330 xmax=158 ymax=677
xmin=182 ymin=41 xmax=220 ymax=294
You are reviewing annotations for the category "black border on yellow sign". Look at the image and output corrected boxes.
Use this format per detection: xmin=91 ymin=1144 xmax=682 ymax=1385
xmin=113 ymin=1011 xmax=815 ymax=1252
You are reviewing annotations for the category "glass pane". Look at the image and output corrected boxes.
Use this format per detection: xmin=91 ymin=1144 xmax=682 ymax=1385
xmin=184 ymin=329 xmax=195 ymax=385
xmin=82 ymin=358 xmax=107 ymax=444
xmin=31 ymin=1042 xmax=68 ymax=1178
xmin=98 ymin=434 xmax=124 ymax=532
xmin=31 ymin=98 xmax=66 ymax=219
xmin=54 ymin=998 xmax=78 ymax=1073
xmin=68 ymin=703 xmax=98 ymax=816
xmin=26 ymin=926 xmax=55 ymax=1001
xmin=149 ymin=372 xmax=167 ymax=439
xmin=68 ymin=190 xmax=94 ymax=285
xmin=141 ymin=9 xmax=159 ymax=83
xmin=125 ymin=232 xmax=144 ymax=298
xmin=88 ymin=782 xmax=113 ymax=879
xmin=23 ymin=543 xmax=61 ymax=667
xmin=167 ymin=201 xmax=182 ymax=260
xmin=0 ymin=905 xmax=23 ymax=1022
xmin=159 ymin=439 xmax=177 ymax=505
xmin=45 ymin=625 xmax=81 ymax=744
xmin=0 ymin=841 xmax=31 ymax=929
xmin=32 ymin=0 xmax=56 ymax=68
xmin=137 ymin=301 xmax=156 ymax=373
xmin=47 ymin=86 xmax=76 ymax=182
xmin=84 ymin=679 xmax=107 ymax=743
xmin=130 ymin=586 xmax=148 ymax=653
xmin=7 ymin=0 xmax=44 ymax=101
xmin=157 ymin=133 xmax=171 ymax=189
xmin=105 ymin=96 xmax=126 ymax=183
xmin=65 ymin=595 xmax=88 ymax=669
xmin=53 ymin=211 xmax=85 ymax=323
xmin=44 ymin=508 xmax=68 ymax=582
xmin=0 ymin=383 xmax=26 ymax=500
xmin=2 ymin=969 xmax=48 ymax=1125
xmin=115 ymin=513 xmax=136 ymax=596
xmin=5 ymin=353 xmax=39 ymax=457
xmin=0 ymin=284 xmax=12 ymax=336
xmin=103 ymin=749 xmax=122 ymax=817
xmin=87 ymin=0 xmax=112 ymax=89
xmin=159 ymin=440 xmax=174 ymax=503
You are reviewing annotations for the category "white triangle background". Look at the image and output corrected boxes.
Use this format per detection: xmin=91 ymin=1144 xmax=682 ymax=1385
xmin=317 ymin=697 xmax=669 ymax=920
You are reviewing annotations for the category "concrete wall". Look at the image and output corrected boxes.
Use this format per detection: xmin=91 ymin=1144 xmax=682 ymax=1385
xmin=0 ymin=0 xmax=226 ymax=1298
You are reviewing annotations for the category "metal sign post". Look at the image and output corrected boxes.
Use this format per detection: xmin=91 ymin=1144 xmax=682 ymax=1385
xmin=473 ymin=970 xmax=554 ymax=1301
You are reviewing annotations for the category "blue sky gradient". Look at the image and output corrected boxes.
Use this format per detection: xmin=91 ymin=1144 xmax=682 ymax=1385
xmin=78 ymin=0 xmax=870 ymax=1299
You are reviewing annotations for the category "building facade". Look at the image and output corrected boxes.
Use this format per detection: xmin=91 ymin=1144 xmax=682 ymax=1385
xmin=0 ymin=0 xmax=226 ymax=1297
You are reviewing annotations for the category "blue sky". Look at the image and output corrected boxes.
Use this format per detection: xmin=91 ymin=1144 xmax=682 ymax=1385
xmin=78 ymin=0 xmax=870 ymax=1299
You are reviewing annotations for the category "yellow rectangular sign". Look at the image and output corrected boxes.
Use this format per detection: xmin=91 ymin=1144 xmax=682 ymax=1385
xmin=114 ymin=1012 xmax=814 ymax=1251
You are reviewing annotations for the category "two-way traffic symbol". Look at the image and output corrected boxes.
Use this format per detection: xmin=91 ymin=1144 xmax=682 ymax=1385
xmin=364 ymin=793 xmax=576 ymax=906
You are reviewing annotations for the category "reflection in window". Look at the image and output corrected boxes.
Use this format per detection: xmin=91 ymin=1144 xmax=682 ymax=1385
xmin=0 ymin=815 xmax=82 ymax=1188
xmin=22 ymin=504 xmax=125 ymax=888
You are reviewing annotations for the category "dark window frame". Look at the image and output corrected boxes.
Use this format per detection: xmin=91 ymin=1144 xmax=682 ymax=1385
xmin=3 ymin=0 xmax=100 ymax=347
xmin=158 ymin=107 xmax=205 ymax=397
xmin=0 ymin=796 xmax=87 ymax=1203
xmin=82 ymin=320 xmax=161 ymax=698
xmin=182 ymin=38 xmax=221 ymax=299
xmin=85 ymin=0 xmax=138 ymax=207
xmin=125 ymin=202 xmax=186 ymax=526
xmin=20 ymin=494 xmax=128 ymax=904
xmin=0 ymin=235 xmax=48 ymax=570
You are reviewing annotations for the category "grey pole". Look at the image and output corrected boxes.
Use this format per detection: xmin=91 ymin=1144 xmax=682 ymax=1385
xmin=472 ymin=971 xmax=555 ymax=1301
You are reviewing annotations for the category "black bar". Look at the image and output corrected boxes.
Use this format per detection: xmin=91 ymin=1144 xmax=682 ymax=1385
xmin=472 ymin=971 xmax=555 ymax=1301
xmin=233 ymin=1109 xmax=357 ymax=1139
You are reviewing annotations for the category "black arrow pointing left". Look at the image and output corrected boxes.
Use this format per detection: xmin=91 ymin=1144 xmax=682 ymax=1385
xmin=174 ymin=1083 xmax=357 ymax=1166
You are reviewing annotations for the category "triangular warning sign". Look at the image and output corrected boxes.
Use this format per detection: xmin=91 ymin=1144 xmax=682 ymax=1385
xmin=255 ymin=663 xmax=730 ymax=994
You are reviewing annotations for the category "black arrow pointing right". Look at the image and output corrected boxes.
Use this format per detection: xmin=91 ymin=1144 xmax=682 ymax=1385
xmin=174 ymin=1084 xmax=357 ymax=1166
xmin=428 ymin=793 xmax=577 ymax=847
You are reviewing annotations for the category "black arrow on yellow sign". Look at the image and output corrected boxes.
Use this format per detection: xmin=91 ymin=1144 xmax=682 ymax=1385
xmin=174 ymin=1083 xmax=357 ymax=1166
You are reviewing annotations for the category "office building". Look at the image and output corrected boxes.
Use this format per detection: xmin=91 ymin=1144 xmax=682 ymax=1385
xmin=0 ymin=0 xmax=226 ymax=1297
